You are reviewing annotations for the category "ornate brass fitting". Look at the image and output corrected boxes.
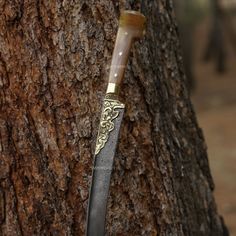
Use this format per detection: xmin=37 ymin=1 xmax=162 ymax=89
xmin=95 ymin=99 xmax=125 ymax=155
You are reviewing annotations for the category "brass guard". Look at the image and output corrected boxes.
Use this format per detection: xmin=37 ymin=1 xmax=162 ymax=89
xmin=95 ymin=98 xmax=125 ymax=155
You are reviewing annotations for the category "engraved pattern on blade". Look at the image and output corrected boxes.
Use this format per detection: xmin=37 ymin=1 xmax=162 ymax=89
xmin=95 ymin=98 xmax=125 ymax=155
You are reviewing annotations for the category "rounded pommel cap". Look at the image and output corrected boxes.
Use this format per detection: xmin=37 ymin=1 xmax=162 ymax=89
xmin=119 ymin=10 xmax=146 ymax=37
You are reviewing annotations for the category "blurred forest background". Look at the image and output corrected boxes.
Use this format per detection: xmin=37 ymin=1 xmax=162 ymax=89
xmin=175 ymin=0 xmax=236 ymax=235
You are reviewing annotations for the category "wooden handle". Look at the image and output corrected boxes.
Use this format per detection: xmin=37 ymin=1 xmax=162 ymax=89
xmin=106 ymin=11 xmax=146 ymax=94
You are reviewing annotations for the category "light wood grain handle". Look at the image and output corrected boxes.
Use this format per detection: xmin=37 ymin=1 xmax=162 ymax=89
xmin=106 ymin=11 xmax=146 ymax=94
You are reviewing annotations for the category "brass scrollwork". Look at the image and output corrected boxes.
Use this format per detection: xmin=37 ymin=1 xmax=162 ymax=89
xmin=95 ymin=98 xmax=125 ymax=155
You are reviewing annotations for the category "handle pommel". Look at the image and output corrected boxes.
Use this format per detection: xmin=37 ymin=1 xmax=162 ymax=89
xmin=119 ymin=11 xmax=146 ymax=37
xmin=106 ymin=10 xmax=146 ymax=95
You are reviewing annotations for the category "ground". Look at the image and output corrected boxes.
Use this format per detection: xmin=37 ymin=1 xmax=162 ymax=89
xmin=192 ymin=19 xmax=236 ymax=235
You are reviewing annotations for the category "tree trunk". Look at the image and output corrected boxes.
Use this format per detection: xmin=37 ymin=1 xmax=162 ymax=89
xmin=203 ymin=0 xmax=226 ymax=73
xmin=0 ymin=0 xmax=228 ymax=235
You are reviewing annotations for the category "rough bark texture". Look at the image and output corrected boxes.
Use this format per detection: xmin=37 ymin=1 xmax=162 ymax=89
xmin=0 ymin=0 xmax=227 ymax=235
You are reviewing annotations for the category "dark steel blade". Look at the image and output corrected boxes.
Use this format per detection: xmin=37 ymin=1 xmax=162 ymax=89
xmin=86 ymin=98 xmax=125 ymax=236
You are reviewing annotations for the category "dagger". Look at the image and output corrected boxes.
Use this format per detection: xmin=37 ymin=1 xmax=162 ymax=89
xmin=86 ymin=10 xmax=146 ymax=236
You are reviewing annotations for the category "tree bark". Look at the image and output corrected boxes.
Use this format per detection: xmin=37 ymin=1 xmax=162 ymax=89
xmin=0 ymin=0 xmax=228 ymax=235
